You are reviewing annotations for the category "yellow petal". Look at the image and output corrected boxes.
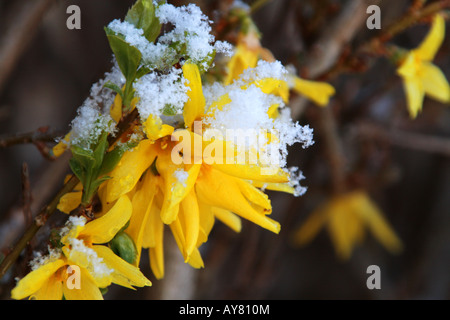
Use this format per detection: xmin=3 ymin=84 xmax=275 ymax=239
xmin=225 ymin=44 xmax=259 ymax=86
xmin=268 ymin=103 xmax=280 ymax=119
xmin=11 ymin=259 xmax=66 ymax=300
xmin=105 ymin=139 xmax=157 ymax=203
xmin=421 ymin=62 xmax=450 ymax=103
xmin=143 ymin=114 xmax=174 ymax=141
xmin=52 ymin=133 xmax=71 ymax=158
xmin=292 ymin=206 xmax=328 ymax=247
xmin=148 ymin=222 xmax=165 ymax=279
xmin=157 ymin=148 xmax=201 ymax=224
xmin=32 ymin=273 xmax=63 ymax=300
xmin=356 ymin=193 xmax=403 ymax=254
xmin=110 ymin=93 xmax=123 ymax=123
xmin=93 ymin=245 xmax=152 ymax=288
xmin=402 ymin=76 xmax=425 ymax=118
xmin=235 ymin=179 xmax=271 ymax=212
xmin=327 ymin=202 xmax=356 ymax=260
xmin=62 ymin=266 xmax=104 ymax=300
xmin=143 ymin=199 xmax=165 ymax=279
xmin=61 ymin=247 xmax=112 ymax=289
xmin=57 ymin=191 xmax=82 ymax=214
xmin=292 ymin=76 xmax=335 ymax=107
xmin=250 ymin=180 xmax=295 ymax=195
xmin=142 ymin=201 xmax=162 ymax=248
xmin=212 ymin=207 xmax=242 ymax=233
xmin=127 ymin=173 xmax=158 ymax=265
xmin=179 ymin=189 xmax=200 ymax=258
xmin=397 ymin=53 xmax=418 ymax=78
xmin=246 ymin=78 xmax=289 ymax=103
xmin=196 ymin=166 xmax=280 ymax=233
xmin=183 ymin=63 xmax=206 ymax=129
xmin=198 ymin=201 xmax=216 ymax=243
xmin=213 ymin=162 xmax=289 ymax=183
xmin=185 ymin=247 xmax=204 ymax=269
xmin=207 ymin=93 xmax=232 ymax=116
xmin=79 ymin=195 xmax=132 ymax=244
xmin=149 ymin=246 xmax=165 ymax=280
xmin=415 ymin=14 xmax=445 ymax=62
xmin=169 ymin=216 xmax=204 ymax=268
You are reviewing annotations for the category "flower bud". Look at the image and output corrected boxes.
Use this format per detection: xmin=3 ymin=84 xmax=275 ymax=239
xmin=109 ymin=231 xmax=137 ymax=264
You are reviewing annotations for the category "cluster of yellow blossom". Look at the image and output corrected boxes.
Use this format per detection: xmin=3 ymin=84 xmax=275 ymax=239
xmin=10 ymin=1 xmax=449 ymax=300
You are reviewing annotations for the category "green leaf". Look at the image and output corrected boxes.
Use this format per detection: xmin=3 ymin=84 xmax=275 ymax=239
xmin=71 ymin=145 xmax=94 ymax=162
xmin=100 ymin=287 xmax=109 ymax=296
xmin=92 ymin=132 xmax=109 ymax=175
xmin=99 ymin=147 xmax=126 ymax=177
xmin=90 ymin=176 xmax=111 ymax=194
xmin=69 ymin=158 xmax=85 ymax=185
xmin=198 ymin=50 xmax=216 ymax=73
xmin=125 ymin=0 xmax=161 ymax=43
xmin=162 ymin=104 xmax=178 ymax=116
xmin=105 ymin=29 xmax=142 ymax=82
xmin=103 ymin=81 xmax=124 ymax=98
xmin=136 ymin=65 xmax=151 ymax=79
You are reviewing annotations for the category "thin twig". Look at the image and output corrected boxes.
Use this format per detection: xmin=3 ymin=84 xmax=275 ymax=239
xmin=0 ymin=127 xmax=62 ymax=148
xmin=378 ymin=0 xmax=450 ymax=42
xmin=21 ymin=163 xmax=32 ymax=228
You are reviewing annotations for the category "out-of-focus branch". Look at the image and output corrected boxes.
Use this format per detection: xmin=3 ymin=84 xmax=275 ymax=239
xmin=0 ymin=127 xmax=62 ymax=148
xmin=303 ymin=0 xmax=380 ymax=80
xmin=377 ymin=0 xmax=450 ymax=42
xmin=0 ymin=0 xmax=56 ymax=94
xmin=354 ymin=122 xmax=450 ymax=158
xmin=21 ymin=163 xmax=32 ymax=228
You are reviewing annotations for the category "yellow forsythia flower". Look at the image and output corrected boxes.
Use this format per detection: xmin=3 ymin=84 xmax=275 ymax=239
xmin=226 ymin=30 xmax=335 ymax=107
xmin=397 ymin=14 xmax=450 ymax=118
xmin=293 ymin=190 xmax=402 ymax=260
xmin=11 ymin=195 xmax=151 ymax=300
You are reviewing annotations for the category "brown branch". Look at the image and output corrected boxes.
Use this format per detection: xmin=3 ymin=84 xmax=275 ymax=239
xmin=355 ymin=122 xmax=450 ymax=158
xmin=0 ymin=0 xmax=56 ymax=94
xmin=0 ymin=127 xmax=62 ymax=148
xmin=302 ymin=0 xmax=380 ymax=80
xmin=377 ymin=0 xmax=450 ymax=43
xmin=317 ymin=106 xmax=346 ymax=194
xmin=21 ymin=163 xmax=32 ymax=228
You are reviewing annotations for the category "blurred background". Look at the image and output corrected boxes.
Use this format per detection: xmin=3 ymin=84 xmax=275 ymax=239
xmin=0 ymin=0 xmax=449 ymax=300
